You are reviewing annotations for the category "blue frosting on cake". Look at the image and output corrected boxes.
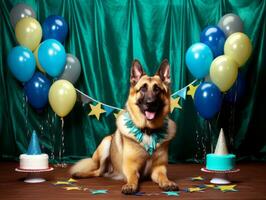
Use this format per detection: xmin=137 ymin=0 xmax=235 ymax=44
xmin=206 ymin=153 xmax=236 ymax=171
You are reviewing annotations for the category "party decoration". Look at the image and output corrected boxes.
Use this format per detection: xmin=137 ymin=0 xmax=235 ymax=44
xmin=15 ymin=17 xmax=42 ymax=51
xmin=173 ymin=87 xmax=187 ymax=99
xmin=68 ymin=178 xmax=77 ymax=183
xmin=170 ymin=97 xmax=182 ymax=112
xmin=7 ymin=46 xmax=36 ymax=82
xmin=184 ymin=187 xmax=205 ymax=192
xmin=218 ymin=13 xmax=243 ymax=37
xmin=90 ymin=189 xmax=108 ymax=195
xmin=10 ymin=3 xmax=36 ymax=28
xmin=24 ymin=72 xmax=51 ymax=109
xmin=187 ymin=84 xmax=198 ymax=99
xmin=186 ymin=43 xmax=213 ymax=78
xmin=54 ymin=181 xmax=72 ymax=185
xmin=224 ymin=32 xmax=252 ymax=66
xmin=27 ymin=131 xmax=41 ymax=155
xmin=49 ymin=80 xmax=77 ymax=117
xmin=103 ymin=105 xmax=115 ymax=116
xmin=64 ymin=186 xmax=81 ymax=191
xmin=191 ymin=176 xmax=204 ymax=181
xmin=225 ymin=72 xmax=245 ymax=103
xmin=162 ymin=191 xmax=180 ymax=196
xmin=215 ymin=185 xmax=238 ymax=192
xmin=38 ymin=39 xmax=66 ymax=77
xmin=200 ymin=26 xmax=226 ymax=57
xmin=194 ymin=82 xmax=222 ymax=119
xmin=210 ymin=55 xmax=238 ymax=92
xmin=88 ymin=103 xmax=106 ymax=120
xmin=59 ymin=54 xmax=81 ymax=84
xmin=42 ymin=15 xmax=68 ymax=43
xmin=33 ymin=46 xmax=45 ymax=73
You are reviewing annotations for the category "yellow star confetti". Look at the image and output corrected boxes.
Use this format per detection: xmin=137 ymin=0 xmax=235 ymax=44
xmin=187 ymin=84 xmax=198 ymax=99
xmin=54 ymin=181 xmax=72 ymax=185
xmin=170 ymin=97 xmax=182 ymax=112
xmin=186 ymin=187 xmax=205 ymax=192
xmin=68 ymin=178 xmax=77 ymax=183
xmin=204 ymin=184 xmax=215 ymax=188
xmin=191 ymin=176 xmax=204 ymax=181
xmin=64 ymin=186 xmax=81 ymax=191
xmin=215 ymin=185 xmax=238 ymax=192
xmin=88 ymin=103 xmax=106 ymax=120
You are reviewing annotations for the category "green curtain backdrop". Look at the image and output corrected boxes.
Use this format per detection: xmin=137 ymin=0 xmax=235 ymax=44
xmin=0 ymin=0 xmax=265 ymax=164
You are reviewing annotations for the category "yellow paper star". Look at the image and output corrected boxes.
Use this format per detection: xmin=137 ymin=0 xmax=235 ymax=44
xmin=187 ymin=187 xmax=205 ymax=192
xmin=170 ymin=97 xmax=182 ymax=112
xmin=68 ymin=178 xmax=77 ymax=183
xmin=216 ymin=185 xmax=237 ymax=192
xmin=204 ymin=184 xmax=215 ymax=188
xmin=187 ymin=84 xmax=198 ymax=99
xmin=191 ymin=176 xmax=204 ymax=181
xmin=54 ymin=181 xmax=71 ymax=185
xmin=64 ymin=186 xmax=81 ymax=191
xmin=88 ymin=103 xmax=106 ymax=120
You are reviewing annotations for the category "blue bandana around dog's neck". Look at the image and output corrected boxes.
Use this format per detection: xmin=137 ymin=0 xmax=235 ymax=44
xmin=123 ymin=112 xmax=168 ymax=156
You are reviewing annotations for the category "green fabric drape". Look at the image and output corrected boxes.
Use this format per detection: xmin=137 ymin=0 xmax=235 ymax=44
xmin=0 ymin=0 xmax=265 ymax=164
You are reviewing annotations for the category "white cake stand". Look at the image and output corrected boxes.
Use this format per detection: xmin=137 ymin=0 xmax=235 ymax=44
xmin=201 ymin=167 xmax=240 ymax=184
xmin=15 ymin=167 xmax=54 ymax=183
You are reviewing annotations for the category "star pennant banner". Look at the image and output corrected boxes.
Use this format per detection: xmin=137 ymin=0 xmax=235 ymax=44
xmin=83 ymin=80 xmax=199 ymax=120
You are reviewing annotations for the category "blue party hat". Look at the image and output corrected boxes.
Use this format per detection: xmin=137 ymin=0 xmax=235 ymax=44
xmin=27 ymin=130 xmax=42 ymax=155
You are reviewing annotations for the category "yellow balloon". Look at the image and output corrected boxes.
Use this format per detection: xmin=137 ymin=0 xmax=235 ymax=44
xmin=49 ymin=80 xmax=77 ymax=117
xmin=33 ymin=46 xmax=46 ymax=73
xmin=224 ymin=32 xmax=252 ymax=67
xmin=15 ymin=17 xmax=42 ymax=51
xmin=210 ymin=55 xmax=238 ymax=92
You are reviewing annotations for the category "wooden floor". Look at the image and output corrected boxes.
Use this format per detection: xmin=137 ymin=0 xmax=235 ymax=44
xmin=0 ymin=162 xmax=265 ymax=199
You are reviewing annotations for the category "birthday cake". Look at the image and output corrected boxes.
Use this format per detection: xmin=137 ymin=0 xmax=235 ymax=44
xmin=206 ymin=129 xmax=236 ymax=171
xmin=19 ymin=131 xmax=49 ymax=170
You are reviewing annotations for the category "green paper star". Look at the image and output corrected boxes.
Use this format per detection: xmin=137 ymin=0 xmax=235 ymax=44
xmin=90 ymin=189 xmax=108 ymax=195
xmin=162 ymin=191 xmax=180 ymax=196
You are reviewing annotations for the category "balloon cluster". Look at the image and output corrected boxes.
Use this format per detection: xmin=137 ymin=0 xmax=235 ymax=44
xmin=186 ymin=14 xmax=251 ymax=119
xmin=8 ymin=3 xmax=81 ymax=117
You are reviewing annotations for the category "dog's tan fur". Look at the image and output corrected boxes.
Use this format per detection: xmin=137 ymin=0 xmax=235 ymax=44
xmin=70 ymin=59 xmax=178 ymax=194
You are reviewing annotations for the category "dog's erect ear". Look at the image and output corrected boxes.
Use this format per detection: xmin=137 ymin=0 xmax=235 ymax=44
xmin=156 ymin=59 xmax=170 ymax=84
xmin=130 ymin=60 xmax=145 ymax=86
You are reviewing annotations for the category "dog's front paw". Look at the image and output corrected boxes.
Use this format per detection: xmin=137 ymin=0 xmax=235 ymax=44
xmin=160 ymin=181 xmax=179 ymax=191
xmin=121 ymin=184 xmax=138 ymax=194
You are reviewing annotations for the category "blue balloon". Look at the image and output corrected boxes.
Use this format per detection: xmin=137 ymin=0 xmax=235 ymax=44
xmin=7 ymin=46 xmax=36 ymax=82
xmin=24 ymin=72 xmax=51 ymax=109
xmin=38 ymin=39 xmax=66 ymax=77
xmin=185 ymin=43 xmax=213 ymax=79
xmin=194 ymin=82 xmax=223 ymax=119
xmin=225 ymin=72 xmax=245 ymax=103
xmin=200 ymin=26 xmax=226 ymax=58
xmin=42 ymin=15 xmax=68 ymax=43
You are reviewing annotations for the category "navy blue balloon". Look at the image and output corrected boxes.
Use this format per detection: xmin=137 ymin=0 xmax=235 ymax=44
xmin=225 ymin=72 xmax=245 ymax=103
xmin=24 ymin=72 xmax=51 ymax=109
xmin=42 ymin=15 xmax=68 ymax=43
xmin=200 ymin=26 xmax=226 ymax=58
xmin=194 ymin=82 xmax=223 ymax=119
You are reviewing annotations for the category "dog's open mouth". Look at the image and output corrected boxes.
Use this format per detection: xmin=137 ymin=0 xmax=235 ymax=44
xmin=144 ymin=111 xmax=156 ymax=120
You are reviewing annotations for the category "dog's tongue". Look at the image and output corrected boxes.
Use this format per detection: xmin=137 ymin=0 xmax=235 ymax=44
xmin=145 ymin=111 xmax=156 ymax=120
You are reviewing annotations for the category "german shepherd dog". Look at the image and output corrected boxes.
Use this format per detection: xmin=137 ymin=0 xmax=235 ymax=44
xmin=70 ymin=59 xmax=178 ymax=194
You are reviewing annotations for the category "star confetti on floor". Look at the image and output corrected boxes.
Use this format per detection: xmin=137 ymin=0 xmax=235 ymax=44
xmin=191 ymin=176 xmax=205 ymax=181
xmin=184 ymin=187 xmax=205 ymax=192
xmin=215 ymin=185 xmax=238 ymax=192
xmin=53 ymin=181 xmax=73 ymax=185
xmin=162 ymin=191 xmax=180 ymax=197
xmin=90 ymin=189 xmax=108 ymax=195
xmin=63 ymin=186 xmax=81 ymax=191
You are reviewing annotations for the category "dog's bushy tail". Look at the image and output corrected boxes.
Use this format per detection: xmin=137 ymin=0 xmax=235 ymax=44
xmin=70 ymin=135 xmax=112 ymax=178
